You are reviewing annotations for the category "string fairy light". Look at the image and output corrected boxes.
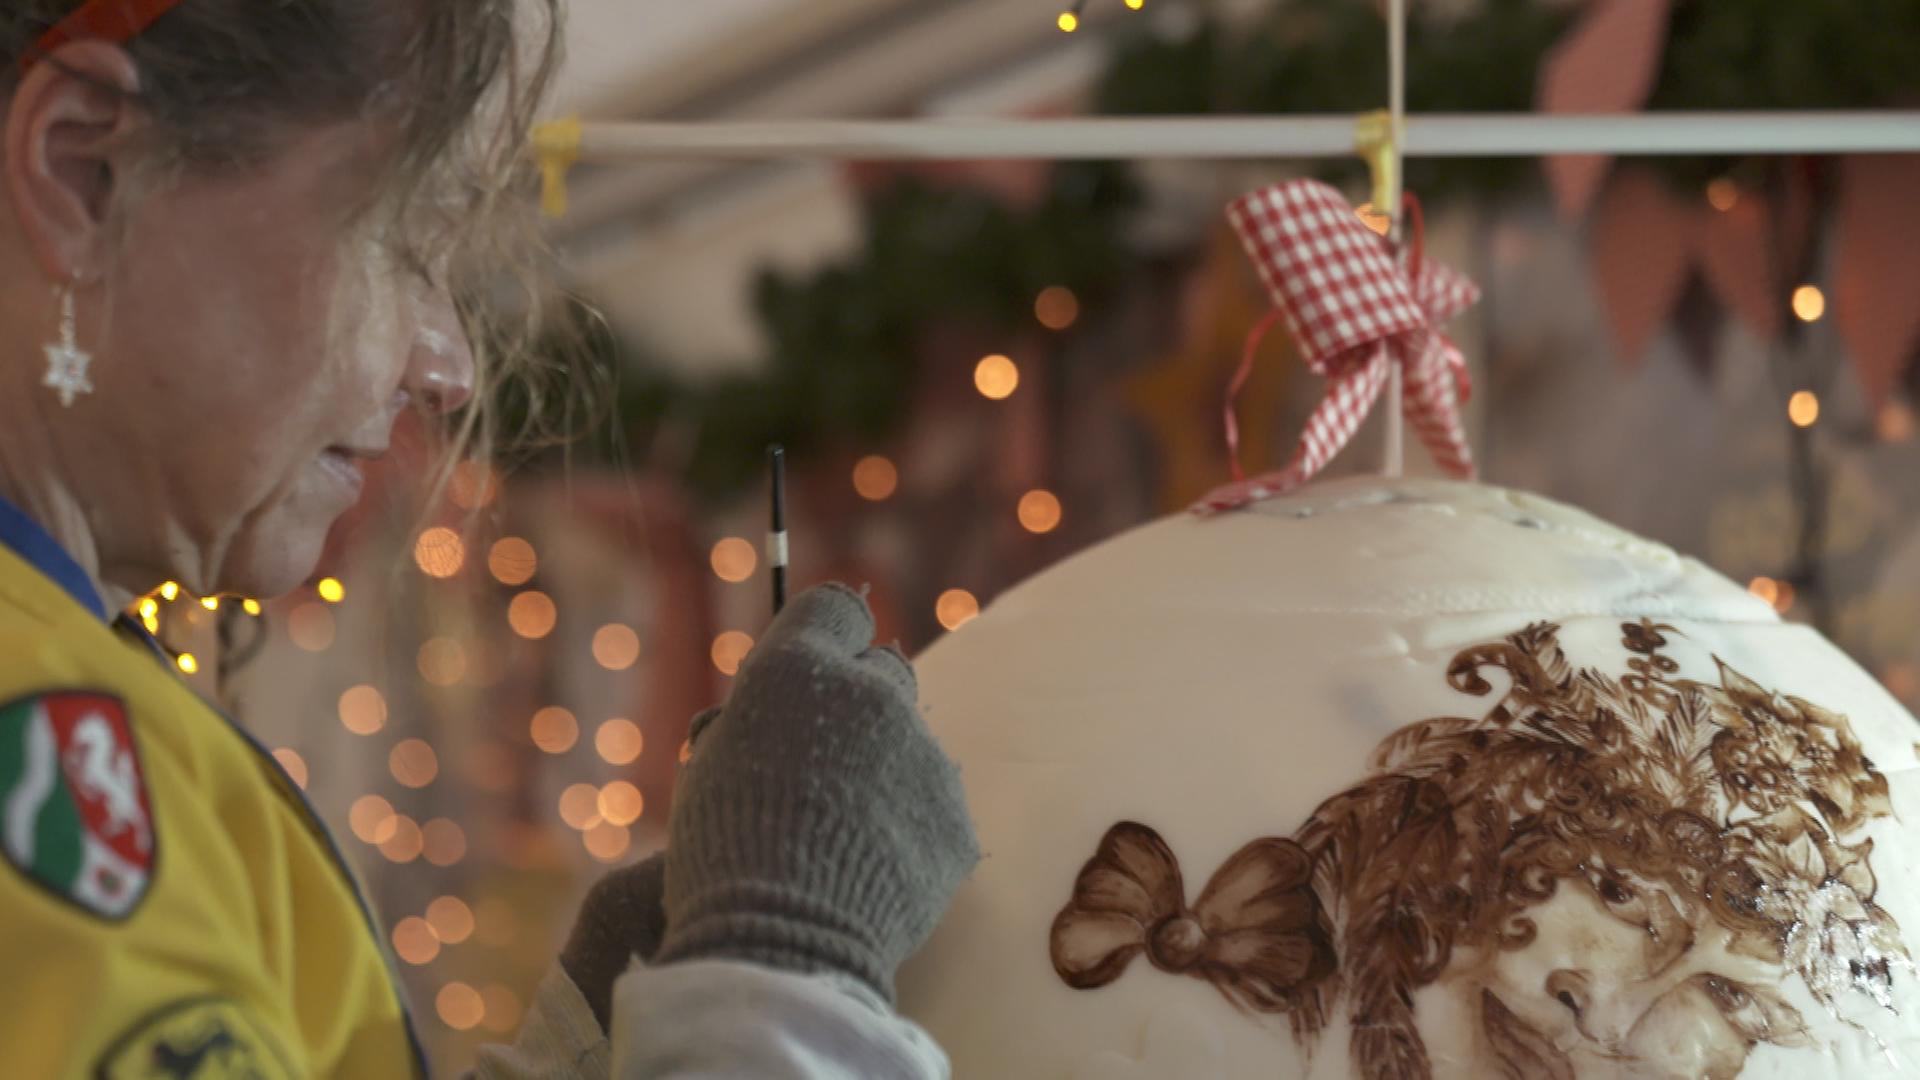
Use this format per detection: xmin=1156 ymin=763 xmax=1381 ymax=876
xmin=488 ymin=537 xmax=538 ymax=586
xmin=595 ymin=718 xmax=644 ymax=765
xmin=437 ymin=982 xmax=485 ymax=1031
xmin=530 ymin=706 xmax=579 ymax=754
xmin=1018 ymin=490 xmax=1064 ymax=534
xmin=974 ymin=354 xmax=1020 ymax=399
xmin=1791 ymin=284 xmax=1826 ymax=322
xmin=1788 ymin=390 xmax=1820 ymax=428
xmin=852 ymin=455 xmax=899 ymax=501
xmin=936 ymin=589 xmax=981 ymax=631
xmin=1058 ymin=0 xmax=1145 ymax=33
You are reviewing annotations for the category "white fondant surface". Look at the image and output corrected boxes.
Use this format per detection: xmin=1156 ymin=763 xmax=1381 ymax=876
xmin=897 ymin=477 xmax=1920 ymax=1080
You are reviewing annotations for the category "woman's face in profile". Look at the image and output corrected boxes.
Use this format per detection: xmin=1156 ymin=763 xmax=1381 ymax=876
xmin=79 ymin=122 xmax=475 ymax=600
xmin=1422 ymin=878 xmax=1802 ymax=1079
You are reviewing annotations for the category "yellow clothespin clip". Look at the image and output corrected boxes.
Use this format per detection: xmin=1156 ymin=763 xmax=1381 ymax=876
xmin=531 ymin=116 xmax=583 ymax=219
xmin=1352 ymin=109 xmax=1399 ymax=237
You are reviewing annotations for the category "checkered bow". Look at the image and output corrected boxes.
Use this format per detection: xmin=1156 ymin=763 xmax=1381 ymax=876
xmin=1193 ymin=179 xmax=1481 ymax=516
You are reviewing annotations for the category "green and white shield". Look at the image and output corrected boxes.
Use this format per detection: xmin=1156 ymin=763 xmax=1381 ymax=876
xmin=0 ymin=692 xmax=154 ymax=919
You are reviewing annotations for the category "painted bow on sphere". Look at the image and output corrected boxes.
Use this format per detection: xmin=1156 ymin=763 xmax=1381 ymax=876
xmin=1193 ymin=179 xmax=1481 ymax=516
xmin=1049 ymin=821 xmax=1335 ymax=1015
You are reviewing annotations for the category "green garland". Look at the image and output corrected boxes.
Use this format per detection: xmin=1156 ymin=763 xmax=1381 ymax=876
xmin=570 ymin=0 xmax=1918 ymax=502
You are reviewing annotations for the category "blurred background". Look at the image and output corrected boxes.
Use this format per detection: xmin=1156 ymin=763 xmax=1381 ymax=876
xmin=135 ymin=0 xmax=1920 ymax=1068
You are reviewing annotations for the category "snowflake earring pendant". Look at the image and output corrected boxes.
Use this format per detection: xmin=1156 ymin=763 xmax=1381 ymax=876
xmin=42 ymin=281 xmax=93 ymax=408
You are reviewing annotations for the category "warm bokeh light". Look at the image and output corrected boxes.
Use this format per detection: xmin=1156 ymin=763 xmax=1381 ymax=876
xmin=271 ymin=748 xmax=308 ymax=789
xmin=1791 ymin=284 xmax=1826 ymax=322
xmin=242 ymin=598 xmax=262 ymax=616
xmin=488 ymin=537 xmax=538 ymax=586
xmin=422 ymin=818 xmax=467 ymax=867
xmin=449 ymin=461 xmax=500 ymax=510
xmin=711 ymin=631 xmax=755 ymax=676
xmin=137 ymin=597 xmax=158 ymax=620
xmin=1788 ymin=390 xmax=1820 ymax=428
xmin=316 ymin=577 xmax=345 ymax=603
xmin=559 ymin=783 xmax=602 ymax=830
xmin=1125 ymin=0 xmax=1144 ymax=8
xmin=201 ymin=596 xmax=220 ymax=611
xmin=710 ymin=537 xmax=758 ymax=583
xmin=974 ymin=354 xmax=1020 ymax=400
xmin=414 ymin=527 xmax=467 ymax=579
xmin=936 ymin=589 xmax=981 ymax=631
xmin=1017 ymin=490 xmax=1063 ymax=534
xmin=508 ymin=591 xmax=557 ymax=639
xmin=595 ymin=719 xmax=644 ymax=765
xmin=584 ymin=822 xmax=632 ymax=862
xmin=598 ymin=782 xmax=645 ymax=827
xmin=350 ymin=795 xmax=397 ymax=845
xmin=393 ymin=917 xmax=440 ymax=966
xmin=288 ymin=602 xmax=336 ymax=652
xmin=390 ymin=739 xmax=439 ymax=789
xmin=1705 ymin=178 xmax=1739 ymax=212
xmin=339 ymin=685 xmax=387 ymax=735
xmin=159 ymin=581 xmax=180 ymax=601
xmin=1748 ymin=576 xmax=1781 ymax=607
xmin=176 ymin=653 xmax=199 ymax=675
xmin=530 ymin=706 xmax=579 ymax=754
xmin=436 ymin=981 xmax=485 ymax=1031
xmin=1056 ymin=10 xmax=1078 ymax=32
xmin=427 ymin=896 xmax=475 ymax=945
xmin=480 ymin=984 xmax=523 ymax=1034
xmin=1034 ymin=286 xmax=1080 ymax=330
xmin=593 ymin=624 xmax=642 ymax=670
xmin=380 ymin=815 xmax=425 ymax=864
xmin=852 ymin=455 xmax=899 ymax=501
xmin=416 ymin=637 xmax=467 ymax=687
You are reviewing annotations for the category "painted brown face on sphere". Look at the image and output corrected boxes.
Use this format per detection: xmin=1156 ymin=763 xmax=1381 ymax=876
xmin=1053 ymin=620 xmax=1904 ymax=1080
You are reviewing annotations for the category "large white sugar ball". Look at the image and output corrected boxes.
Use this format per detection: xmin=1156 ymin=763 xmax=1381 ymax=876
xmin=898 ymin=478 xmax=1920 ymax=1080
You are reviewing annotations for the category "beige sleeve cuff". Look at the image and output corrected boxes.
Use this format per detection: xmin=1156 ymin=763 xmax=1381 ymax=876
xmin=470 ymin=963 xmax=613 ymax=1080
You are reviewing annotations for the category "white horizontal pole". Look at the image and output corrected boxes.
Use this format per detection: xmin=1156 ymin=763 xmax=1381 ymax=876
xmin=564 ymin=112 xmax=1920 ymax=162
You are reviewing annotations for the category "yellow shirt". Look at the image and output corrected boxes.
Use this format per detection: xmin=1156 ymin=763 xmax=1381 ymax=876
xmin=0 ymin=502 xmax=423 ymax=1078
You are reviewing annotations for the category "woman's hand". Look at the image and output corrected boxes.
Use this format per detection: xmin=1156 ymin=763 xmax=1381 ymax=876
xmin=560 ymin=854 xmax=667 ymax=1031
xmin=655 ymin=583 xmax=979 ymax=1001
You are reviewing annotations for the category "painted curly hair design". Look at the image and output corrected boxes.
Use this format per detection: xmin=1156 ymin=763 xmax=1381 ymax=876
xmin=1052 ymin=621 xmax=1906 ymax=1079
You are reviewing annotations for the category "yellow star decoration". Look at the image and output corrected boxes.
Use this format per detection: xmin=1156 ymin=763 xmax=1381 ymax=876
xmin=1125 ymin=224 xmax=1297 ymax=512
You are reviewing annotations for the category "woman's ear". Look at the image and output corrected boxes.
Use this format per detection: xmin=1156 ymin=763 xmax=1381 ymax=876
xmin=4 ymin=41 xmax=144 ymax=283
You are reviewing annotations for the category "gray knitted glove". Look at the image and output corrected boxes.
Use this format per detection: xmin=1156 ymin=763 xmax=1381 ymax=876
xmin=655 ymin=583 xmax=979 ymax=1002
xmin=560 ymin=853 xmax=668 ymax=1031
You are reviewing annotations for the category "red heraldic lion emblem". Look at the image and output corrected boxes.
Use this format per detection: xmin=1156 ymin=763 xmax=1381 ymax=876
xmin=0 ymin=692 xmax=154 ymax=919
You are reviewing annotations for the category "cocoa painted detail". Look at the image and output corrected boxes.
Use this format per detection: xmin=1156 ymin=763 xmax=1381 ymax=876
xmin=1051 ymin=620 xmax=1907 ymax=1079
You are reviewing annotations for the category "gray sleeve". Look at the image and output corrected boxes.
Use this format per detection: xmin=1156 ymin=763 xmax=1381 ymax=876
xmin=610 ymin=959 xmax=951 ymax=1080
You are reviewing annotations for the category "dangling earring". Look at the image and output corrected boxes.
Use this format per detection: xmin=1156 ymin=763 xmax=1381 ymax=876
xmin=42 ymin=279 xmax=94 ymax=408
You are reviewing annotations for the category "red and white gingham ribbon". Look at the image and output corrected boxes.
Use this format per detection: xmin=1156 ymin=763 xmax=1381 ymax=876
xmin=1192 ymin=179 xmax=1481 ymax=516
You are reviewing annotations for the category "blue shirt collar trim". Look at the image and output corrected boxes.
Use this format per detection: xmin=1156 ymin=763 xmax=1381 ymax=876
xmin=0 ymin=491 xmax=108 ymax=621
